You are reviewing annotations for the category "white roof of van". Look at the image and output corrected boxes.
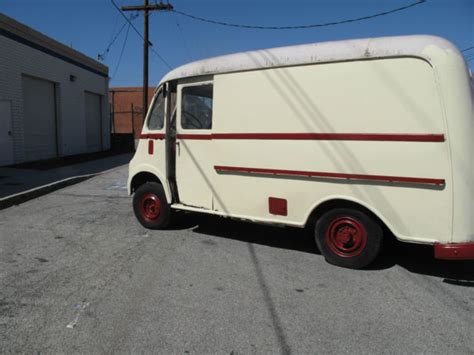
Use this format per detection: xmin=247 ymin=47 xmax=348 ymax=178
xmin=159 ymin=35 xmax=460 ymax=85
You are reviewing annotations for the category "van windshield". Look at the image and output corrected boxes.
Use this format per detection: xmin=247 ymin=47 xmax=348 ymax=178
xmin=148 ymin=88 xmax=165 ymax=130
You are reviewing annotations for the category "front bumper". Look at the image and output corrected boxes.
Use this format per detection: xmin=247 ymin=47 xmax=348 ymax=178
xmin=434 ymin=242 xmax=474 ymax=260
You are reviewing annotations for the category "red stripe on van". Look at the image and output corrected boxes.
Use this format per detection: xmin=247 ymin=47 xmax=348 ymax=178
xmin=173 ymin=133 xmax=444 ymax=142
xmin=210 ymin=133 xmax=445 ymax=142
xmin=177 ymin=134 xmax=213 ymax=140
xmin=214 ymin=165 xmax=445 ymax=186
xmin=140 ymin=133 xmax=165 ymax=139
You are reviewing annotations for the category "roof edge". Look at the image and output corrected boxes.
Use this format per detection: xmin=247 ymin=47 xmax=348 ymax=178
xmin=159 ymin=35 xmax=460 ymax=85
xmin=0 ymin=13 xmax=108 ymax=75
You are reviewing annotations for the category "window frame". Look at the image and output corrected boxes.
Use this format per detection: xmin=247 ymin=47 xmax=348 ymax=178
xmin=146 ymin=85 xmax=166 ymax=131
xmin=178 ymin=81 xmax=214 ymax=131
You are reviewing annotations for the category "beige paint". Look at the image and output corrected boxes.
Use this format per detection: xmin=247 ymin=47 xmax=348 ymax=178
xmin=175 ymin=81 xmax=214 ymax=209
xmin=129 ymin=39 xmax=473 ymax=246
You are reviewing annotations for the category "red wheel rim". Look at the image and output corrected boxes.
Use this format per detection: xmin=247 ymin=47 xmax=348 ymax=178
xmin=139 ymin=193 xmax=162 ymax=221
xmin=325 ymin=216 xmax=367 ymax=258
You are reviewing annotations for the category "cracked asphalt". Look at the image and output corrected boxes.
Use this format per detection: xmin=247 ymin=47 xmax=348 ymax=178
xmin=0 ymin=165 xmax=473 ymax=353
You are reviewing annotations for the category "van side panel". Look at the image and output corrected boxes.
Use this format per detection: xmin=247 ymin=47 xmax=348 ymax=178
xmin=211 ymin=57 xmax=451 ymax=243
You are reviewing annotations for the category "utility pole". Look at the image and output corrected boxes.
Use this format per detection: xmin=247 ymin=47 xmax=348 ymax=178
xmin=131 ymin=103 xmax=135 ymax=138
xmin=121 ymin=1 xmax=173 ymax=123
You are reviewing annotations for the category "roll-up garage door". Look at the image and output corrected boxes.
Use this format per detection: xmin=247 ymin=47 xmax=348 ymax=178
xmin=84 ymin=92 xmax=102 ymax=152
xmin=22 ymin=75 xmax=57 ymax=161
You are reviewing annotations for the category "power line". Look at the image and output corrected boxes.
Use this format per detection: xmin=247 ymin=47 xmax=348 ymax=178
xmin=150 ymin=45 xmax=172 ymax=69
xmin=149 ymin=0 xmax=189 ymax=63
xmin=157 ymin=0 xmax=192 ymax=60
xmin=99 ymin=13 xmax=138 ymax=61
xmin=173 ymin=12 xmax=193 ymax=62
xmin=461 ymin=46 xmax=474 ymax=53
xmin=172 ymin=0 xmax=426 ymax=30
xmin=112 ymin=22 xmax=131 ymax=79
xmin=107 ymin=6 xmax=122 ymax=46
xmin=110 ymin=0 xmax=173 ymax=69
xmin=110 ymin=0 xmax=152 ymax=45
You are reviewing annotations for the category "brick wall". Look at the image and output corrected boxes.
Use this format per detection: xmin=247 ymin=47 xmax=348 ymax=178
xmin=109 ymin=87 xmax=155 ymax=138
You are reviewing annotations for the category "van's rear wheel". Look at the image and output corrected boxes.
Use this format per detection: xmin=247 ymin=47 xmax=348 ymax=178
xmin=315 ymin=208 xmax=382 ymax=269
xmin=133 ymin=182 xmax=171 ymax=229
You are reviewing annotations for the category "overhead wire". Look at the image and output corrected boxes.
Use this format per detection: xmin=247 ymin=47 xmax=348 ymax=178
xmin=107 ymin=7 xmax=121 ymax=46
xmin=171 ymin=0 xmax=426 ymax=30
xmin=110 ymin=0 xmax=173 ymax=69
xmin=150 ymin=46 xmax=172 ymax=69
xmin=110 ymin=0 xmax=152 ymax=45
xmin=111 ymin=22 xmax=131 ymax=79
xmin=148 ymin=0 xmax=183 ymax=66
xmin=172 ymin=12 xmax=193 ymax=62
xmin=99 ymin=13 xmax=138 ymax=61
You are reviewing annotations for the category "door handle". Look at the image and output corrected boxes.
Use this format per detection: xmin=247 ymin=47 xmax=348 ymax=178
xmin=7 ymin=131 xmax=11 ymax=136
xmin=176 ymin=141 xmax=180 ymax=155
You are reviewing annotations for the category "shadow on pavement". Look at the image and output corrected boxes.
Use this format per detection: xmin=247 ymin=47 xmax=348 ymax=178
xmin=0 ymin=152 xmax=133 ymax=199
xmin=180 ymin=213 xmax=474 ymax=283
xmin=180 ymin=212 xmax=318 ymax=254
xmin=371 ymin=240 xmax=474 ymax=283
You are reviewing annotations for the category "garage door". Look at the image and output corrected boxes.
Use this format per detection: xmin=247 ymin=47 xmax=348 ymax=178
xmin=22 ymin=75 xmax=57 ymax=161
xmin=84 ymin=92 xmax=102 ymax=152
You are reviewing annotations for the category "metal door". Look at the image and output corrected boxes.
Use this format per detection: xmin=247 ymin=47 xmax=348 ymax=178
xmin=0 ymin=101 xmax=13 ymax=166
xmin=84 ymin=92 xmax=102 ymax=152
xmin=22 ymin=75 xmax=57 ymax=161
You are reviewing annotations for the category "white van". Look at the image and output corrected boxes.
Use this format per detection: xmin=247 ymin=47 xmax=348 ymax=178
xmin=128 ymin=35 xmax=474 ymax=269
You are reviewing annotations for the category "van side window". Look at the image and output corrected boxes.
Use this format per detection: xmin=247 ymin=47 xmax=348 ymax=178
xmin=148 ymin=90 xmax=165 ymax=130
xmin=181 ymin=84 xmax=213 ymax=130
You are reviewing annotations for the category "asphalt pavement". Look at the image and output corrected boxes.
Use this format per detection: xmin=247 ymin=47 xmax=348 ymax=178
xmin=0 ymin=165 xmax=473 ymax=353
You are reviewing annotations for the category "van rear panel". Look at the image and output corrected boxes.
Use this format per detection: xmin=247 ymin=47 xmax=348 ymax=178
xmin=430 ymin=46 xmax=474 ymax=244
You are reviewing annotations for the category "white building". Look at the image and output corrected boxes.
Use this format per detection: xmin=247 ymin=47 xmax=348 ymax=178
xmin=0 ymin=13 xmax=110 ymax=166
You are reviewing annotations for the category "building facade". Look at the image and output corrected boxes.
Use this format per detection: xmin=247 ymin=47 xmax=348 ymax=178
xmin=0 ymin=13 xmax=109 ymax=166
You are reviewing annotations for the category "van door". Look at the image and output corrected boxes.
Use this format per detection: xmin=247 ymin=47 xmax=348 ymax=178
xmin=143 ymin=85 xmax=167 ymax=190
xmin=175 ymin=81 xmax=214 ymax=209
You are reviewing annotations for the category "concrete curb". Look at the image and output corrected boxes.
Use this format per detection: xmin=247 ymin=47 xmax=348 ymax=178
xmin=0 ymin=174 xmax=97 ymax=210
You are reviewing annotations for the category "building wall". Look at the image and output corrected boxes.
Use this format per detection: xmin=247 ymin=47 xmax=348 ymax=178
xmin=110 ymin=87 xmax=154 ymax=138
xmin=0 ymin=18 xmax=109 ymax=164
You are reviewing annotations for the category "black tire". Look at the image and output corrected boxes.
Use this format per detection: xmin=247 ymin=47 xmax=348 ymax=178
xmin=314 ymin=208 xmax=383 ymax=269
xmin=133 ymin=182 xmax=172 ymax=229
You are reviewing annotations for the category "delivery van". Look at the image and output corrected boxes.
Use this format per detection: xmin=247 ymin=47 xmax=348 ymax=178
xmin=128 ymin=35 xmax=474 ymax=269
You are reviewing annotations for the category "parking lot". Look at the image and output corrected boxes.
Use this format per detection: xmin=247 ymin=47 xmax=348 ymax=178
xmin=0 ymin=165 xmax=473 ymax=353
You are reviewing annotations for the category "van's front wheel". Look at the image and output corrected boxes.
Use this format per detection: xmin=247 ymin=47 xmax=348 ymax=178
xmin=315 ymin=208 xmax=382 ymax=269
xmin=133 ymin=182 xmax=171 ymax=229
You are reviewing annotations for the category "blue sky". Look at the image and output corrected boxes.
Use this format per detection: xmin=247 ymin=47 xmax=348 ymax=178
xmin=2 ymin=0 xmax=473 ymax=87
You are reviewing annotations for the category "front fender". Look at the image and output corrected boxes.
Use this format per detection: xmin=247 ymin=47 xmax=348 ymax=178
xmin=127 ymin=163 xmax=172 ymax=203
